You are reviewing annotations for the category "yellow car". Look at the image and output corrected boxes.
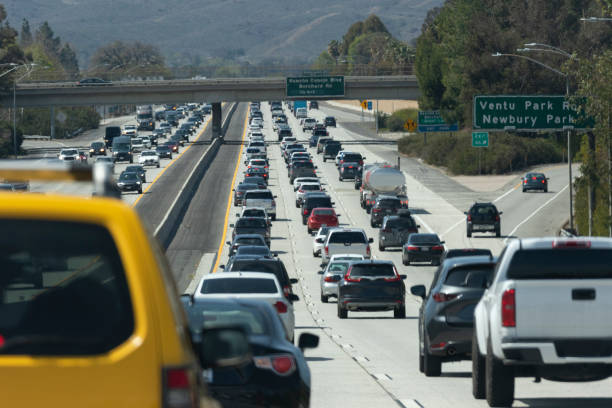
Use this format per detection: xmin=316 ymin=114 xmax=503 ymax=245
xmin=0 ymin=162 xmax=205 ymax=408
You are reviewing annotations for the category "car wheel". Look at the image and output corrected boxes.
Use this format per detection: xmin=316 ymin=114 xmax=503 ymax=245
xmin=337 ymin=303 xmax=347 ymax=319
xmin=366 ymin=207 xmax=371 ymax=214
xmin=339 ymin=176 xmax=343 ymax=181
xmin=157 ymin=163 xmax=160 ymax=168
xmin=354 ymin=183 xmax=359 ymax=190
xmin=313 ymin=250 xmax=319 ymax=257
xmin=307 ymin=227 xmax=312 ymax=234
xmin=321 ymin=293 xmax=328 ymax=303
xmin=419 ymin=354 xmax=424 ymax=373
xmin=379 ymin=243 xmax=385 ymax=251
xmin=138 ymin=188 xmax=143 ymax=194
xmin=402 ymin=255 xmax=409 ymax=266
xmin=295 ymin=201 xmax=300 ymax=208
xmin=467 ymin=226 xmax=472 ymax=238
xmin=370 ymin=219 xmax=376 ymax=228
xmin=271 ymin=214 xmax=276 ymax=221
xmin=522 ymin=188 xmax=526 ymax=193
xmin=486 ymin=340 xmax=515 ymax=407
xmin=129 ymin=158 xmax=133 ymax=163
xmin=302 ymin=217 xmax=307 ymax=225
xmin=544 ymin=187 xmax=548 ymax=193
xmin=423 ymin=338 xmax=442 ymax=377
xmin=495 ymin=228 xmax=501 ymax=238
xmin=323 ymin=157 xmax=327 ymax=162
xmin=394 ymin=305 xmax=406 ymax=318
xmin=431 ymin=259 xmax=440 ymax=266
xmin=472 ymin=330 xmax=486 ymax=399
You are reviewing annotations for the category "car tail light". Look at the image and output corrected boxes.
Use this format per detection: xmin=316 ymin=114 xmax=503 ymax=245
xmin=162 ymin=367 xmax=197 ymax=408
xmin=432 ymin=245 xmax=444 ymax=251
xmin=467 ymin=215 xmax=472 ymax=221
xmin=324 ymin=246 xmax=329 ymax=256
xmin=382 ymin=228 xmax=391 ymax=233
xmin=501 ymin=289 xmax=516 ymax=327
xmin=324 ymin=276 xmax=337 ymax=282
xmin=344 ymin=272 xmax=361 ymax=283
xmin=299 ymin=189 xmax=304 ymax=193
xmin=366 ymin=245 xmax=371 ymax=256
xmin=542 ymin=179 xmax=546 ymax=183
xmin=303 ymin=209 xmax=308 ymax=215
xmin=372 ymin=208 xmax=380 ymax=213
xmin=274 ymin=301 xmax=288 ymax=314
xmin=552 ymin=239 xmax=591 ymax=249
xmin=433 ymin=292 xmax=459 ymax=302
xmin=253 ymin=354 xmax=296 ymax=376
xmin=523 ymin=180 xmax=527 ymax=184
xmin=384 ymin=275 xmax=401 ymax=282
xmin=349 ymin=166 xmax=353 ymax=169
xmin=430 ymin=342 xmax=447 ymax=350
xmin=405 ymin=246 xmax=419 ymax=251
xmin=532 ymin=176 xmax=537 ymax=180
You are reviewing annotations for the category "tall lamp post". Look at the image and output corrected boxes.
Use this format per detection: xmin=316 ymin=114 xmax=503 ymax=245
xmin=492 ymin=48 xmax=575 ymax=231
xmin=12 ymin=64 xmax=38 ymax=157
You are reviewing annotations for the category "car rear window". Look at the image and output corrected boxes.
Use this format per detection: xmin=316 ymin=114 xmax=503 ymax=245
xmin=409 ymin=234 xmax=440 ymax=244
xmin=327 ymin=262 xmax=349 ymax=274
xmin=507 ymin=249 xmax=612 ymax=279
xmin=190 ymin=303 xmax=268 ymax=335
xmin=242 ymin=209 xmax=265 ymax=217
xmin=227 ymin=260 xmax=284 ymax=276
xmin=378 ymin=199 xmax=401 ymax=209
xmin=293 ymin=162 xmax=314 ymax=168
xmin=328 ymin=231 xmax=366 ymax=244
xmin=300 ymin=184 xmax=320 ymax=191
xmin=350 ymin=264 xmax=395 ymax=277
xmin=0 ymin=220 xmax=134 ymax=355
xmin=236 ymin=218 xmax=267 ymax=228
xmin=471 ymin=205 xmax=497 ymax=215
xmin=201 ymin=278 xmax=278 ymax=294
xmin=235 ymin=247 xmax=270 ymax=256
xmin=343 ymin=154 xmax=362 ymax=161
xmin=313 ymin=209 xmax=334 ymax=216
xmin=306 ymin=197 xmax=332 ymax=208
xmin=445 ymin=249 xmax=492 ymax=259
xmin=237 ymin=183 xmax=258 ymax=192
xmin=444 ymin=265 xmax=494 ymax=288
xmin=245 ymin=191 xmax=273 ymax=200
xmin=386 ymin=217 xmax=416 ymax=229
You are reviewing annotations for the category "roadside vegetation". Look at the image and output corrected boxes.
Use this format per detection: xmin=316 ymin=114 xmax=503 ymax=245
xmin=377 ymin=108 xmax=418 ymax=132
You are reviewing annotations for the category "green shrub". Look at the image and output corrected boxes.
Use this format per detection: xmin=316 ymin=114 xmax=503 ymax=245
xmin=398 ymin=131 xmax=563 ymax=175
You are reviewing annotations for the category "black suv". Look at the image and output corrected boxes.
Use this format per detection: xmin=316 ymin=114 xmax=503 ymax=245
xmin=323 ymin=141 xmax=342 ymax=162
xmin=324 ymin=116 xmax=336 ymax=127
xmin=222 ymin=257 xmax=298 ymax=301
xmin=370 ymin=196 xmax=402 ymax=227
xmin=301 ymin=193 xmax=333 ymax=224
xmin=410 ymin=256 xmax=496 ymax=376
xmin=465 ymin=202 xmax=502 ymax=237
xmin=378 ymin=211 xmax=420 ymax=251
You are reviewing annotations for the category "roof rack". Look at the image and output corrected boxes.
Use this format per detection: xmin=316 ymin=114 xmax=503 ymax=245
xmin=0 ymin=160 xmax=121 ymax=199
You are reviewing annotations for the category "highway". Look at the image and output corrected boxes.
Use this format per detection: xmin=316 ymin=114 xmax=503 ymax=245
xmin=183 ymin=101 xmax=608 ymax=408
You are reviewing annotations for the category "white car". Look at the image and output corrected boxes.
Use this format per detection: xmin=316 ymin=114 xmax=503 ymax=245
xmin=194 ymin=272 xmax=297 ymax=341
xmin=138 ymin=150 xmax=160 ymax=168
xmin=236 ymin=206 xmax=271 ymax=226
xmin=140 ymin=135 xmax=152 ymax=149
xmin=95 ymin=156 xmax=115 ymax=173
xmin=244 ymin=147 xmax=264 ymax=164
xmin=248 ymin=141 xmax=266 ymax=154
xmin=295 ymin=182 xmax=324 ymax=207
xmin=319 ymin=254 xmax=366 ymax=301
xmin=58 ymin=148 xmax=79 ymax=161
xmin=302 ymin=118 xmax=316 ymax=131
xmin=280 ymin=137 xmax=297 ymax=151
xmin=321 ymin=228 xmax=373 ymax=264
xmin=293 ymin=177 xmax=320 ymax=191
xmin=122 ymin=124 xmax=137 ymax=137
xmin=248 ymin=159 xmax=268 ymax=169
xmin=312 ymin=226 xmax=339 ymax=257
xmin=131 ymin=137 xmax=145 ymax=153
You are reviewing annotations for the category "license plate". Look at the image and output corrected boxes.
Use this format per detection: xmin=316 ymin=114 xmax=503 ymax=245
xmin=422 ymin=247 xmax=430 ymax=251
xmin=476 ymin=225 xmax=493 ymax=230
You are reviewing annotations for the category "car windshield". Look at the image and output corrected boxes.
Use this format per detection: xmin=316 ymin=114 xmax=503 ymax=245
xmin=350 ymin=264 xmax=396 ymax=277
xmin=245 ymin=191 xmax=273 ymax=200
xmin=328 ymin=231 xmax=366 ymax=244
xmin=201 ymin=278 xmax=277 ymax=294
xmin=313 ymin=209 xmax=334 ymax=216
xmin=307 ymin=197 xmax=332 ymax=208
xmin=188 ymin=303 xmax=268 ymax=335
xmin=62 ymin=149 xmax=77 ymax=155
xmin=236 ymin=218 xmax=267 ymax=228
xmin=409 ymin=234 xmax=440 ymax=244
xmin=327 ymin=262 xmax=349 ymax=274
xmin=119 ymin=173 xmax=138 ymax=181
xmin=444 ymin=265 xmax=494 ymax=288
xmin=386 ymin=217 xmax=416 ymax=229
xmin=157 ymin=146 xmax=170 ymax=152
xmin=0 ymin=220 xmax=133 ymax=355
xmin=91 ymin=143 xmax=103 ymax=148
xmin=507 ymin=249 xmax=612 ymax=279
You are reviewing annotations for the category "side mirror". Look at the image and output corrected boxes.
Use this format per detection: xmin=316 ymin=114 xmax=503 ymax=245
xmin=226 ymin=241 xmax=231 ymax=245
xmin=274 ymin=195 xmax=278 ymax=198
xmin=368 ymin=238 xmax=374 ymax=243
xmin=229 ymin=224 xmax=235 ymax=228
xmin=317 ymin=270 xmax=324 ymax=274
xmin=331 ymin=202 xmax=336 ymax=205
xmin=410 ymin=284 xmax=426 ymax=300
xmin=298 ymin=333 xmax=319 ymax=351
xmin=337 ymin=214 xmax=341 ymax=217
xmin=235 ymin=213 xmax=240 ymax=217
xmin=399 ymin=274 xmax=407 ymax=280
xmin=180 ymin=293 xmax=194 ymax=306
xmin=440 ymin=241 xmax=445 ymax=244
xmin=362 ymin=157 xmax=366 ymax=160
xmin=199 ymin=327 xmax=252 ymax=369
xmin=289 ymin=294 xmax=300 ymax=302
xmin=417 ymin=225 xmax=421 ymax=228
xmin=315 ymin=166 xmax=318 ymax=169
xmin=320 ymin=263 xmax=326 ymax=268
xmin=499 ymin=211 xmax=503 ymax=215
xmin=463 ymin=211 xmax=468 ymax=215
xmin=290 ymin=278 xmax=299 ymax=284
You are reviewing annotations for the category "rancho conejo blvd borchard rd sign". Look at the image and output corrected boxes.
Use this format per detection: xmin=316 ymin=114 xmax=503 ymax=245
xmin=473 ymin=95 xmax=593 ymax=131
xmin=286 ymin=76 xmax=345 ymax=98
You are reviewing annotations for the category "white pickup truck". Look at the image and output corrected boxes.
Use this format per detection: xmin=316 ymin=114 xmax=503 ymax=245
xmin=242 ymin=189 xmax=277 ymax=220
xmin=472 ymin=237 xmax=612 ymax=407
xmin=321 ymin=228 xmax=373 ymax=264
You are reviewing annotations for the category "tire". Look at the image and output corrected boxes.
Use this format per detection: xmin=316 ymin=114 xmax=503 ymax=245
xmin=271 ymin=214 xmax=276 ymax=221
xmin=522 ymin=188 xmax=526 ymax=193
xmin=129 ymin=158 xmax=133 ymax=164
xmin=544 ymin=187 xmax=548 ymax=193
xmin=394 ymin=305 xmax=406 ymax=318
xmin=423 ymin=337 xmax=442 ymax=377
xmin=307 ymin=227 xmax=312 ymax=234
xmin=402 ymin=255 xmax=409 ymax=266
xmin=366 ymin=207 xmax=371 ymax=214
xmin=472 ymin=330 xmax=486 ymax=399
xmin=295 ymin=201 xmax=300 ymax=208
xmin=431 ymin=258 xmax=440 ymax=266
xmin=371 ymin=220 xmax=376 ymax=228
xmin=419 ymin=354 xmax=424 ymax=373
xmin=138 ymin=188 xmax=143 ymax=194
xmin=379 ymin=244 xmax=385 ymax=251
xmin=486 ymin=340 xmax=515 ymax=407
xmin=321 ymin=293 xmax=328 ymax=303
xmin=157 ymin=163 xmax=160 ymax=168
xmin=313 ymin=251 xmax=319 ymax=257
xmin=467 ymin=226 xmax=472 ymax=238
xmin=495 ymin=228 xmax=501 ymax=238
xmin=339 ymin=176 xmax=343 ymax=181
xmin=337 ymin=303 xmax=347 ymax=319
xmin=323 ymin=157 xmax=327 ymax=162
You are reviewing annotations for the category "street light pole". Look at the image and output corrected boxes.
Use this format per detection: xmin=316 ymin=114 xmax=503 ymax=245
xmin=12 ymin=64 xmax=37 ymax=156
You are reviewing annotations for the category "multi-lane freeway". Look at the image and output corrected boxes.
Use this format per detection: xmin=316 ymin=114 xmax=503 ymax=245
xmin=25 ymin=100 xmax=607 ymax=407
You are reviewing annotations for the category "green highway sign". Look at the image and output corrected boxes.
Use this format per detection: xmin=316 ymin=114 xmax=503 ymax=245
xmin=473 ymin=95 xmax=594 ymax=131
xmin=417 ymin=110 xmax=459 ymax=132
xmin=286 ymin=76 xmax=345 ymax=98
xmin=472 ymin=131 xmax=489 ymax=147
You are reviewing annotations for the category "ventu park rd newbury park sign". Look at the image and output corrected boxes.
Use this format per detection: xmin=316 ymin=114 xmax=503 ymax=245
xmin=473 ymin=95 xmax=594 ymax=131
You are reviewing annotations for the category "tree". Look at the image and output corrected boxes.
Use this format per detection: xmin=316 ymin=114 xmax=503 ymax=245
xmin=59 ymin=43 xmax=79 ymax=78
xmin=89 ymin=41 xmax=171 ymax=79
xmin=35 ymin=21 xmax=61 ymax=57
xmin=362 ymin=14 xmax=389 ymax=35
xmin=20 ymin=18 xmax=32 ymax=48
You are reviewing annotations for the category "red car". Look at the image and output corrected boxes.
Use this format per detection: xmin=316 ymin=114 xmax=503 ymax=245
xmin=164 ymin=141 xmax=179 ymax=153
xmin=307 ymin=207 xmax=339 ymax=233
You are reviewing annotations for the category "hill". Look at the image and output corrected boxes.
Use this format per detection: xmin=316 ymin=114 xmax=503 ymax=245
xmin=4 ymin=0 xmax=443 ymax=66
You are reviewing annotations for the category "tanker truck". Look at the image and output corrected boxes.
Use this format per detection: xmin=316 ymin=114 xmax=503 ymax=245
xmin=358 ymin=163 xmax=408 ymax=213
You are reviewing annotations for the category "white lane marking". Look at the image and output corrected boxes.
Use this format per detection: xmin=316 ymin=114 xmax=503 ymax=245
xmin=503 ymin=184 xmax=569 ymax=243
xmin=412 ymin=215 xmax=434 ymax=233
xmin=493 ymin=183 xmax=520 ymax=203
xmin=354 ymin=355 xmax=369 ymax=363
xmin=373 ymin=373 xmax=392 ymax=381
xmin=399 ymin=399 xmax=425 ymax=408
xmin=440 ymin=217 xmax=465 ymax=238
xmin=184 ymin=252 xmax=216 ymax=294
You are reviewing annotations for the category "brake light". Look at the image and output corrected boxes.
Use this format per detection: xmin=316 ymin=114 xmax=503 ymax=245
xmin=384 ymin=275 xmax=401 ymax=282
xmin=366 ymin=245 xmax=371 ymax=256
xmin=542 ymin=179 xmax=546 ymax=183
xmin=532 ymin=176 xmax=537 ymax=180
xmin=372 ymin=208 xmax=380 ymax=213
xmin=298 ymin=189 xmax=304 ymax=193
xmin=431 ymin=245 xmax=444 ymax=251
xmin=405 ymin=246 xmax=419 ymax=251
xmin=344 ymin=273 xmax=362 ymax=282
xmin=253 ymin=355 xmax=296 ymax=376
xmin=382 ymin=228 xmax=391 ymax=233
xmin=324 ymin=246 xmax=329 ymax=256
xmin=348 ymin=166 xmax=353 ymax=169
xmin=324 ymin=276 xmax=337 ymax=282
xmin=467 ymin=215 xmax=472 ymax=221
xmin=495 ymin=215 xmax=500 ymax=221
xmin=430 ymin=342 xmax=447 ymax=350
xmin=501 ymin=289 xmax=516 ymax=327
xmin=274 ymin=301 xmax=288 ymax=314
xmin=553 ymin=239 xmax=591 ymax=248
xmin=433 ymin=292 xmax=459 ymax=302
xmin=162 ymin=367 xmax=197 ymax=408
xmin=523 ymin=180 xmax=527 ymax=184
xmin=303 ymin=209 xmax=308 ymax=215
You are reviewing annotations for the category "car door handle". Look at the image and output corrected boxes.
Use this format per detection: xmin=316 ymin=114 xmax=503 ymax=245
xmin=572 ymin=288 xmax=596 ymax=301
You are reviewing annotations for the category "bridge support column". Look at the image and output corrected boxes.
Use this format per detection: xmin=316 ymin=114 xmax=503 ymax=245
xmin=50 ymin=106 xmax=55 ymax=140
xmin=212 ymin=102 xmax=222 ymax=138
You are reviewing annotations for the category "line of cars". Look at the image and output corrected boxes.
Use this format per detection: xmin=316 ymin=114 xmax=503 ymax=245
xmin=186 ymin=101 xmax=320 ymax=407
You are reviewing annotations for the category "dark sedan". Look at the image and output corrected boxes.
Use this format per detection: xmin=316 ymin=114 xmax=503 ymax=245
xmin=230 ymin=217 xmax=271 ymax=247
xmin=89 ymin=142 xmax=106 ymax=157
xmin=125 ymin=165 xmax=146 ymax=183
xmin=338 ymin=162 xmax=359 ymax=181
xmin=116 ymin=171 xmax=142 ymax=194
xmin=337 ymin=260 xmax=406 ymax=319
xmin=410 ymin=256 xmax=496 ymax=376
xmin=245 ymin=166 xmax=269 ymax=182
xmin=242 ymin=176 xmax=267 ymax=190
xmin=378 ymin=212 xmax=420 ymax=251
xmin=324 ymin=116 xmax=336 ymax=127
xmin=226 ymin=234 xmax=268 ymax=257
xmin=370 ymin=195 xmax=402 ymax=227
xmin=402 ymin=233 xmax=445 ymax=265
xmin=156 ymin=145 xmax=172 ymax=159
xmin=181 ymin=297 xmax=318 ymax=408
xmin=521 ymin=172 xmax=549 ymax=192
xmin=233 ymin=182 xmax=259 ymax=206
xmin=164 ymin=140 xmax=179 ymax=153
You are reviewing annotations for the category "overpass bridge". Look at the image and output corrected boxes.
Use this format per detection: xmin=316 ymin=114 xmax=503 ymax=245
xmin=2 ymin=75 xmax=420 ymax=137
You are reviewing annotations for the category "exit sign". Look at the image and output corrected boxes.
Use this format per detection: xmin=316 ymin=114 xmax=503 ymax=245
xmin=472 ymin=131 xmax=489 ymax=147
